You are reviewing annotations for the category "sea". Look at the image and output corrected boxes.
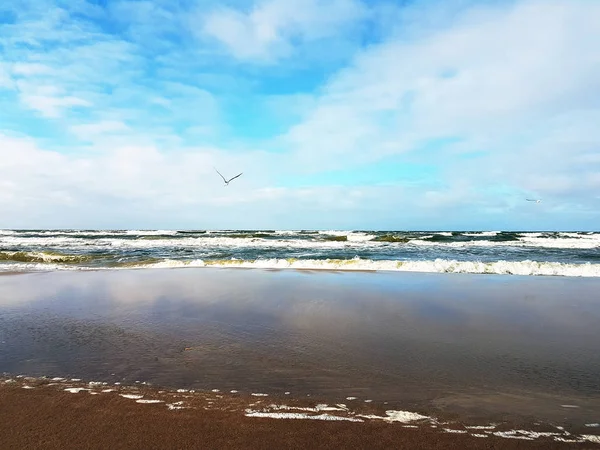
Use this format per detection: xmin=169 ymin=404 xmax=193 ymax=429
xmin=1 ymin=229 xmax=599 ymax=276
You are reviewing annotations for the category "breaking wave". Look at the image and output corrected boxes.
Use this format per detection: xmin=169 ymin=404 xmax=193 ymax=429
xmin=371 ymin=235 xmax=410 ymax=243
xmin=2 ymin=232 xmax=599 ymax=250
xmin=0 ymin=251 xmax=95 ymax=264
xmin=131 ymin=258 xmax=600 ymax=277
xmin=1 ymin=229 xmax=598 ymax=277
xmin=2 ymin=257 xmax=600 ymax=277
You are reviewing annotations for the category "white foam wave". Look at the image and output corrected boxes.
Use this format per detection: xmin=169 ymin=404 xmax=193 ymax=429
xmin=0 ymin=235 xmax=377 ymax=250
xmin=0 ymin=236 xmax=90 ymax=248
xmin=318 ymin=230 xmax=348 ymax=235
xmin=2 ymin=231 xmax=598 ymax=250
xmin=132 ymin=258 xmax=600 ymax=277
xmin=125 ymin=230 xmax=178 ymax=236
xmin=409 ymin=235 xmax=600 ymax=249
xmin=463 ymin=231 xmax=499 ymax=237
xmin=22 ymin=230 xmax=122 ymax=236
xmin=517 ymin=235 xmax=600 ymax=249
xmin=274 ymin=230 xmax=308 ymax=235
xmin=2 ymin=258 xmax=600 ymax=277
xmin=318 ymin=231 xmax=376 ymax=242
xmin=0 ymin=262 xmax=80 ymax=272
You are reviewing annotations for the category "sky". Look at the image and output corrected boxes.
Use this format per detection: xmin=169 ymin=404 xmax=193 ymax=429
xmin=0 ymin=0 xmax=599 ymax=231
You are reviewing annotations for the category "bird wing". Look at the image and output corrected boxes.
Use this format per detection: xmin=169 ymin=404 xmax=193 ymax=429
xmin=214 ymin=167 xmax=227 ymax=183
xmin=227 ymin=172 xmax=243 ymax=183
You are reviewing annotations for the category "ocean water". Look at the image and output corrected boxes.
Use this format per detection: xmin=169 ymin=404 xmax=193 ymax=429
xmin=0 ymin=229 xmax=599 ymax=276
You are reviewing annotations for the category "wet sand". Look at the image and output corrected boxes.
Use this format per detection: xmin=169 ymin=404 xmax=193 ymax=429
xmin=2 ymin=376 xmax=598 ymax=449
xmin=1 ymin=268 xmax=600 ymax=446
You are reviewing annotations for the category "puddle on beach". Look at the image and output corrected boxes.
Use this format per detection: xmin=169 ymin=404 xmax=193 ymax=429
xmin=1 ymin=268 xmax=599 ymax=426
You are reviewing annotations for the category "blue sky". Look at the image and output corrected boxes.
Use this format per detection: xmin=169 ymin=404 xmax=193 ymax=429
xmin=0 ymin=0 xmax=599 ymax=230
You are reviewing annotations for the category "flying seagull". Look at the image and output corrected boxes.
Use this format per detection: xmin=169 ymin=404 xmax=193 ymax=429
xmin=214 ymin=167 xmax=243 ymax=186
xmin=526 ymin=199 xmax=542 ymax=203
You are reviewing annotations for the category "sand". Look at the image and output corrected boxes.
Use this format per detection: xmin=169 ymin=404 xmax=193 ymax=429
xmin=2 ymin=378 xmax=597 ymax=449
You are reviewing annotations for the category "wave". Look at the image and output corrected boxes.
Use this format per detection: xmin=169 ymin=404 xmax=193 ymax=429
xmin=321 ymin=235 xmax=348 ymax=242
xmin=318 ymin=231 xmax=376 ymax=242
xmin=3 ymin=257 xmax=599 ymax=277
xmin=462 ymin=231 xmax=500 ymax=237
xmin=133 ymin=258 xmax=600 ymax=276
xmin=221 ymin=233 xmax=276 ymax=239
xmin=0 ymin=235 xmax=378 ymax=249
xmin=409 ymin=235 xmax=600 ymax=249
xmin=0 ymin=251 xmax=95 ymax=264
xmin=2 ymin=235 xmax=599 ymax=250
xmin=421 ymin=232 xmax=521 ymax=243
xmin=371 ymin=235 xmax=410 ymax=243
xmin=125 ymin=230 xmax=179 ymax=236
xmin=2 ymin=230 xmax=599 ymax=255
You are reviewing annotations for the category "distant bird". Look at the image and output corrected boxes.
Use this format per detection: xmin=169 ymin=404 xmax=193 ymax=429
xmin=214 ymin=167 xmax=243 ymax=186
xmin=526 ymin=199 xmax=542 ymax=203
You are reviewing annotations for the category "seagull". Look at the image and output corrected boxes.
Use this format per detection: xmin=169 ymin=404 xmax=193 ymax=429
xmin=526 ymin=199 xmax=542 ymax=203
xmin=214 ymin=167 xmax=243 ymax=186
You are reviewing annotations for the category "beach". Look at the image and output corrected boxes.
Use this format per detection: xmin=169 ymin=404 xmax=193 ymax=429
xmin=3 ymin=0 xmax=600 ymax=446
xmin=2 ymin=378 xmax=597 ymax=450
xmin=1 ymin=268 xmax=600 ymax=448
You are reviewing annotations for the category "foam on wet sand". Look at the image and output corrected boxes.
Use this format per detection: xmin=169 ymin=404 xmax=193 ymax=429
xmin=2 ymin=376 xmax=599 ymax=447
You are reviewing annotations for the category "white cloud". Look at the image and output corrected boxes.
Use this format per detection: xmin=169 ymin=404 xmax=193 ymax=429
xmin=69 ymin=121 xmax=131 ymax=140
xmin=2 ymin=7 xmax=221 ymax=138
xmin=20 ymin=93 xmax=91 ymax=118
xmin=0 ymin=132 xmax=275 ymax=225
xmin=11 ymin=62 xmax=54 ymax=76
xmin=0 ymin=131 xmax=487 ymax=229
xmin=15 ymin=83 xmax=91 ymax=118
xmin=280 ymin=0 xmax=600 ymax=200
xmin=200 ymin=0 xmax=367 ymax=62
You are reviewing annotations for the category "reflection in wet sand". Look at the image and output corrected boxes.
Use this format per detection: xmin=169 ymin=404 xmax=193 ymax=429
xmin=1 ymin=268 xmax=599 ymax=425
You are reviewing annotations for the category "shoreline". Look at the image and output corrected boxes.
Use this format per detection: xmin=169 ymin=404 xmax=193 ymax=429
xmin=2 ymin=375 xmax=598 ymax=448
xmin=1 ymin=263 xmax=600 ymax=278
